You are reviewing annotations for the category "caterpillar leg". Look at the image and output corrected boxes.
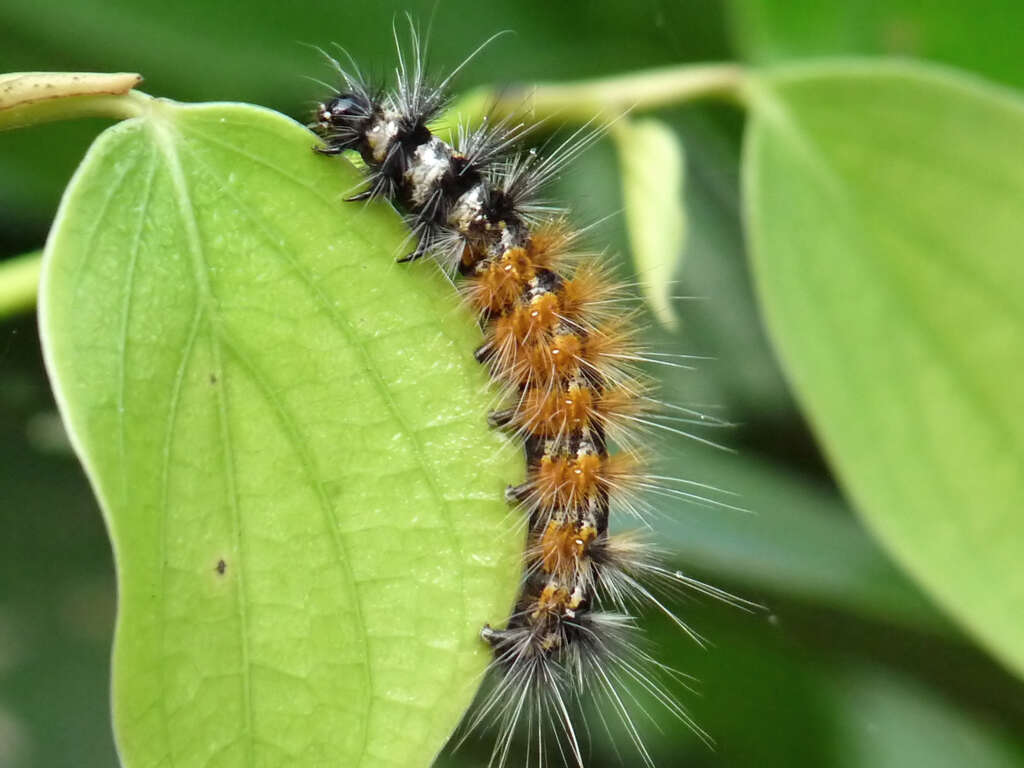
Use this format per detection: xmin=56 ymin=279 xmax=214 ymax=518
xmin=312 ymin=144 xmax=344 ymax=156
xmin=344 ymin=189 xmax=374 ymax=202
xmin=479 ymin=624 xmax=505 ymax=647
xmin=487 ymin=408 xmax=516 ymax=429
xmin=396 ymin=241 xmax=429 ymax=263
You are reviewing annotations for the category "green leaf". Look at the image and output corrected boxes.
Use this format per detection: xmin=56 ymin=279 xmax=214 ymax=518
xmin=39 ymin=95 xmax=522 ymax=767
xmin=652 ymin=446 xmax=946 ymax=632
xmin=661 ymin=106 xmax=799 ymax=420
xmin=0 ymin=250 xmax=42 ymax=317
xmin=829 ymin=666 xmax=1024 ymax=768
xmin=743 ymin=61 xmax=1024 ymax=678
xmin=613 ymin=116 xmax=686 ymax=329
xmin=727 ymin=0 xmax=1024 ymax=90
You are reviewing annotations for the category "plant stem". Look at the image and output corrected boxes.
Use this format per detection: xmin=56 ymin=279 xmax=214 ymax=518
xmin=0 ymin=251 xmax=42 ymax=318
xmin=519 ymin=62 xmax=747 ymax=118
xmin=446 ymin=63 xmax=747 ymax=128
xmin=0 ymin=72 xmax=146 ymax=129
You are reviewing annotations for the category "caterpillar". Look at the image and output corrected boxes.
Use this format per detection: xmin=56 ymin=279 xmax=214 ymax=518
xmin=309 ymin=26 xmax=747 ymax=768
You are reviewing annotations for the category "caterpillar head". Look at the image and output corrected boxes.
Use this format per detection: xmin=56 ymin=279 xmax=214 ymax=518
xmin=313 ymin=92 xmax=375 ymax=148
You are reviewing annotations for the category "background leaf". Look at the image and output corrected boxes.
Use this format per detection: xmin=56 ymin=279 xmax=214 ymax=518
xmin=827 ymin=666 xmax=1024 ymax=768
xmin=744 ymin=60 xmax=1024 ymax=679
xmin=0 ymin=251 xmax=41 ymax=316
xmin=38 ymin=97 xmax=522 ymax=767
xmin=654 ymin=446 xmax=946 ymax=631
xmin=727 ymin=0 xmax=1024 ymax=89
xmin=613 ymin=116 xmax=686 ymax=329
xmin=654 ymin=106 xmax=799 ymax=422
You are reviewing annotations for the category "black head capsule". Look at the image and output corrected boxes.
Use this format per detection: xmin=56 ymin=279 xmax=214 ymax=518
xmin=312 ymin=92 xmax=376 ymax=152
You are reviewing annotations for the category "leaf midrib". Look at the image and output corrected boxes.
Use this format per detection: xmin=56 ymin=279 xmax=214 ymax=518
xmin=146 ymin=114 xmax=258 ymax=768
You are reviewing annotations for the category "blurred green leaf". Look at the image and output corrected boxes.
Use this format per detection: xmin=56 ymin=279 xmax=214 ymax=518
xmin=0 ymin=363 xmax=119 ymax=768
xmin=664 ymin=105 xmax=799 ymax=421
xmin=653 ymin=445 xmax=946 ymax=631
xmin=613 ymin=116 xmax=686 ymax=329
xmin=829 ymin=666 xmax=1024 ymax=767
xmin=727 ymin=0 xmax=1024 ymax=89
xmin=0 ymin=120 xmax=110 ymax=220
xmin=744 ymin=61 xmax=1024 ymax=678
xmin=0 ymin=251 xmax=41 ymax=317
xmin=39 ymin=96 xmax=522 ymax=767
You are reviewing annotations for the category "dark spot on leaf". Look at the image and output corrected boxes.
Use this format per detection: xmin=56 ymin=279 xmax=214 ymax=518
xmin=210 ymin=373 xmax=217 ymax=385
xmin=215 ymin=559 xmax=227 ymax=575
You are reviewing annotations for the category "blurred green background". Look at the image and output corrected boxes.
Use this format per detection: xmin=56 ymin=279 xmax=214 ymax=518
xmin=2 ymin=1 xmax=1023 ymax=766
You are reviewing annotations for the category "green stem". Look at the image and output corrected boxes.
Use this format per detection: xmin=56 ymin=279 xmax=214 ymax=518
xmin=0 ymin=251 xmax=43 ymax=318
xmin=0 ymin=72 xmax=147 ymax=130
xmin=0 ymin=90 xmax=149 ymax=130
xmin=446 ymin=62 xmax=747 ymax=128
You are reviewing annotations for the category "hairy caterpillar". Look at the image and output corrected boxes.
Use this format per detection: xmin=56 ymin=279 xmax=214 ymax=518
xmin=309 ymin=25 xmax=748 ymax=767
